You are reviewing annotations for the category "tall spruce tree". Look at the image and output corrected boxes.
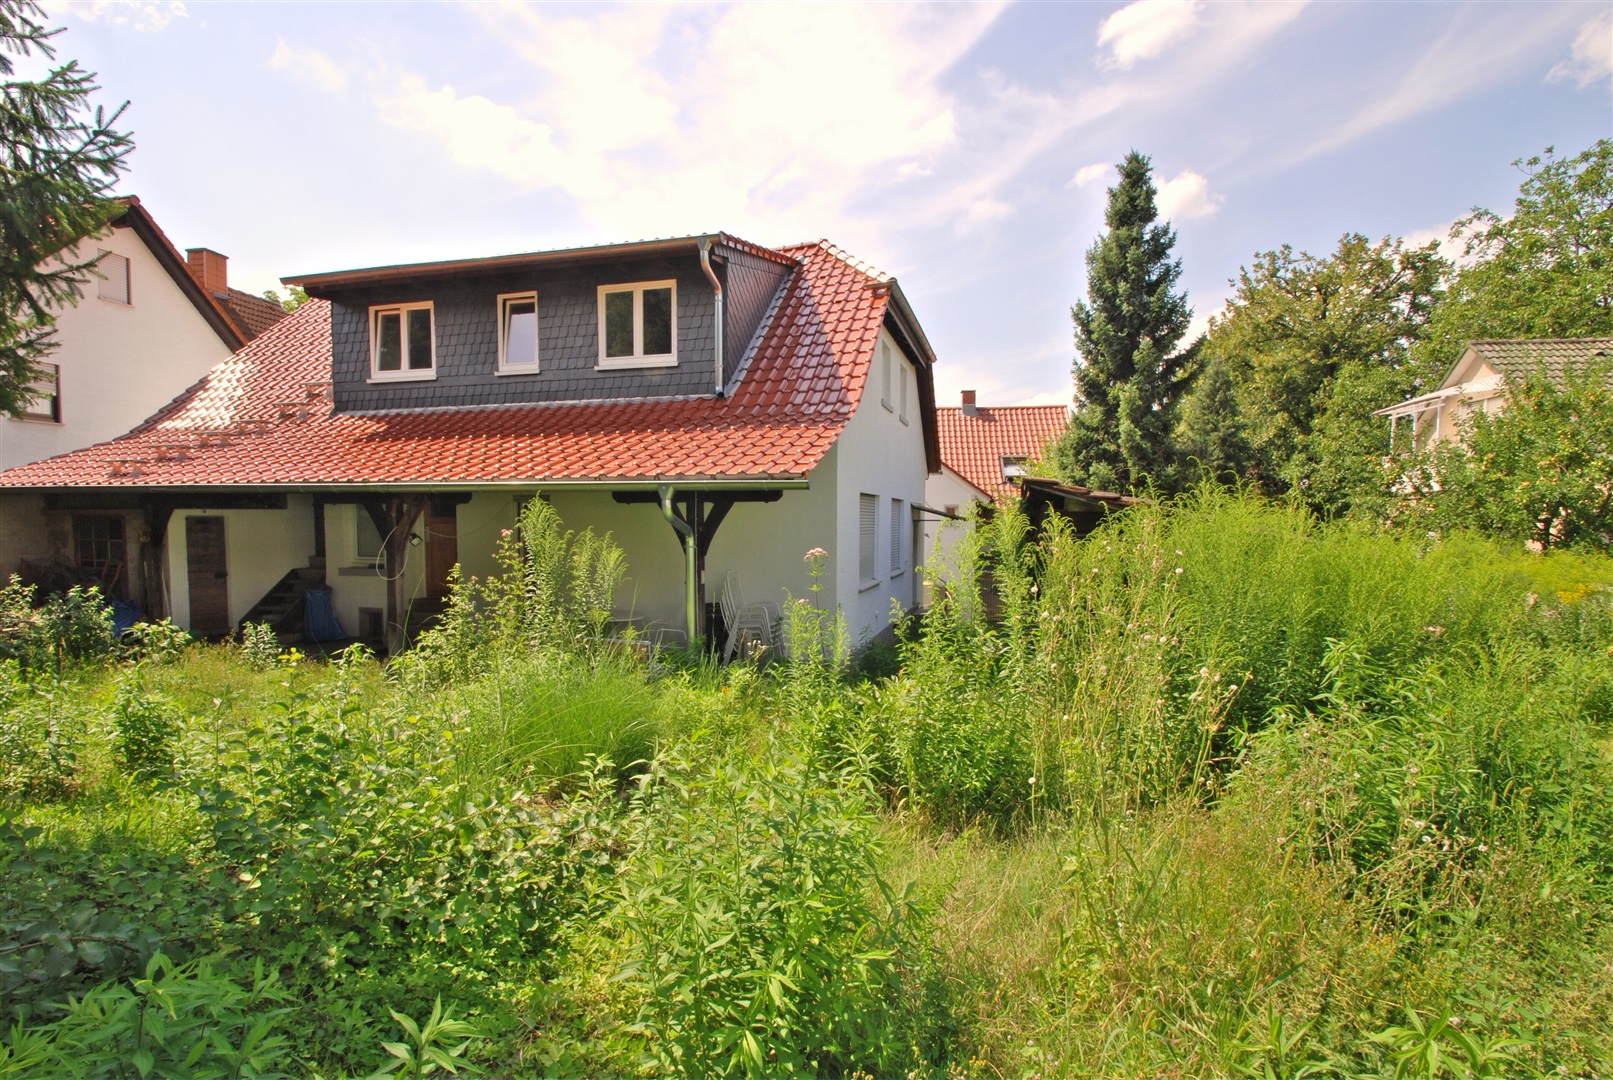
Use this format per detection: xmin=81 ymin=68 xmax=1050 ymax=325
xmin=0 ymin=0 xmax=131 ymax=416
xmin=1051 ymin=151 xmax=1198 ymax=493
xmin=1176 ymin=355 xmax=1255 ymax=486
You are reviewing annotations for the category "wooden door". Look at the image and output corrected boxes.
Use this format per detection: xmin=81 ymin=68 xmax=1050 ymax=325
xmin=425 ymin=513 xmax=458 ymax=599
xmin=185 ymin=516 xmax=230 ymax=636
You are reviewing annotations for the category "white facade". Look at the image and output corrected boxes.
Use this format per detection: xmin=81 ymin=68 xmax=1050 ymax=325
xmin=921 ymin=465 xmax=990 ymax=601
xmin=1 ymin=224 xmax=235 ymax=472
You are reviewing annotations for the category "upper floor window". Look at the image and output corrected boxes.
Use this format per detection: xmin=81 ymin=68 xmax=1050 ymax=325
xmin=859 ymin=492 xmax=878 ymax=586
xmin=899 ymin=363 xmax=910 ymax=424
xmin=97 ymin=252 xmax=129 ymax=304
xmin=598 ymin=281 xmax=675 ymax=369
xmin=369 ymin=302 xmax=435 ymax=381
xmin=18 ymin=362 xmax=60 ymax=423
xmin=498 ymin=292 xmax=539 ymax=373
xmin=880 ymin=341 xmax=893 ymax=411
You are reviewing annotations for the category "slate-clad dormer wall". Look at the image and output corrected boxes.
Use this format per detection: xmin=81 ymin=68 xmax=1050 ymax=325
xmin=718 ymin=247 xmax=792 ymax=387
xmin=329 ymin=257 xmax=720 ymax=413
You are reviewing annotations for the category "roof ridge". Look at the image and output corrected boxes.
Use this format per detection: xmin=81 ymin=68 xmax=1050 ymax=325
xmin=778 ymin=238 xmax=893 ymax=284
xmin=1470 ymin=337 xmax=1613 ymax=346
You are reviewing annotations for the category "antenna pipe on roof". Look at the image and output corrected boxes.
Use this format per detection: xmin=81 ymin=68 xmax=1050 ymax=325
xmin=698 ymin=238 xmax=724 ymax=398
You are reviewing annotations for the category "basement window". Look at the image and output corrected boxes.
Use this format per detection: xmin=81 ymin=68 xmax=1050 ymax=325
xmin=598 ymin=281 xmax=676 ymax=369
xmin=497 ymin=292 xmax=539 ymax=373
xmin=369 ymin=302 xmax=435 ymax=381
xmin=97 ymin=252 xmax=130 ymax=304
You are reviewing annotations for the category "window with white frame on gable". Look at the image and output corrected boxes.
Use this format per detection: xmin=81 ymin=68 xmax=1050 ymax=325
xmin=18 ymin=362 xmax=60 ymax=423
xmin=899 ymin=363 xmax=910 ymax=424
xmin=369 ymin=302 xmax=435 ymax=380
xmin=598 ymin=281 xmax=676 ymax=368
xmin=97 ymin=252 xmax=129 ymax=304
xmin=880 ymin=341 xmax=893 ymax=410
xmin=889 ymin=498 xmax=903 ymax=576
xmin=859 ymin=493 xmax=878 ymax=585
xmin=497 ymin=292 xmax=539 ymax=373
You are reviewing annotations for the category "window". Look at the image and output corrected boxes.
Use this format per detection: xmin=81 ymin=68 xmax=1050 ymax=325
xmin=97 ymin=252 xmax=130 ymax=304
xmin=859 ymin=493 xmax=878 ymax=585
xmin=74 ymin=515 xmax=125 ymax=574
xmin=880 ymin=341 xmax=893 ymax=411
xmin=355 ymin=510 xmax=384 ymax=564
xmin=597 ymin=280 xmax=676 ymax=368
xmin=497 ymin=292 xmax=539 ymax=373
xmin=19 ymin=362 xmax=60 ymax=422
xmin=889 ymin=498 xmax=904 ymax=576
xmin=369 ymin=302 xmax=435 ymax=380
xmin=899 ymin=364 xmax=910 ymax=424
xmin=1001 ymin=455 xmax=1029 ymax=481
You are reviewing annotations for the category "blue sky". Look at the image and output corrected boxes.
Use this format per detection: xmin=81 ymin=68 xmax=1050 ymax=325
xmin=41 ymin=0 xmax=1613 ymax=406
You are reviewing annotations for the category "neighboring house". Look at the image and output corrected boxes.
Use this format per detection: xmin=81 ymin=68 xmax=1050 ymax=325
xmin=1374 ymin=337 xmax=1613 ymax=451
xmin=0 ymin=234 xmax=940 ymax=655
xmin=922 ymin=391 xmax=1067 ymax=574
xmin=2 ymin=197 xmax=284 ymax=475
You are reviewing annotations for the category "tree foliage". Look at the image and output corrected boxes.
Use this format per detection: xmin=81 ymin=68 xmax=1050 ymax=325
xmin=1419 ymin=139 xmax=1613 ymax=365
xmin=1176 ymin=354 xmax=1256 ymax=487
xmin=0 ymin=0 xmax=131 ymax=416
xmin=1200 ymin=233 xmax=1446 ymax=514
xmin=1052 ymin=151 xmax=1199 ymax=494
xmin=1398 ymin=362 xmax=1613 ymax=551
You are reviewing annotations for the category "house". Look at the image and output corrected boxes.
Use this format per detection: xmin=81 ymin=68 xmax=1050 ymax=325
xmin=922 ymin=391 xmax=1068 ymax=583
xmin=2 ymin=196 xmax=285 ymax=475
xmin=0 ymin=234 xmax=940 ymax=655
xmin=1374 ymin=337 xmax=1613 ymax=451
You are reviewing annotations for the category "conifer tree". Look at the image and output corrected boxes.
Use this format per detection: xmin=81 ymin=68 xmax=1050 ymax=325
xmin=1051 ymin=151 xmax=1198 ymax=493
xmin=1176 ymin=355 xmax=1255 ymax=486
xmin=0 ymin=0 xmax=131 ymax=416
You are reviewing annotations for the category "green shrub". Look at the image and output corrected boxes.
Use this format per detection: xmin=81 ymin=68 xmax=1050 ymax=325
xmin=615 ymin=745 xmax=937 ymax=1078
xmin=0 ymin=576 xmax=114 ymax=676
xmin=0 ymin=676 xmax=81 ymax=801
xmin=117 ymin=619 xmax=191 ymax=665
xmin=236 ymin=621 xmax=280 ymax=671
xmin=111 ymin=675 xmax=181 ymax=781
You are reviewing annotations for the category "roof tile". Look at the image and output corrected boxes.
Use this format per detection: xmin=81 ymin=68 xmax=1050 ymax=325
xmin=937 ymin=404 xmax=1069 ymax=502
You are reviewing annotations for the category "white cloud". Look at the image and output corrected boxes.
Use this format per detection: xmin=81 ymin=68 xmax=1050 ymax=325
xmin=44 ymin=0 xmax=185 ymax=31
xmin=1155 ymin=169 xmax=1223 ymax=221
xmin=1012 ymin=389 xmax=1075 ymax=408
xmin=1069 ymin=162 xmax=1112 ymax=188
xmin=268 ymin=39 xmax=348 ymax=95
xmin=1293 ymin=4 xmax=1590 ymax=163
xmin=1097 ymin=0 xmax=1202 ymax=69
xmin=1402 ymin=218 xmax=1472 ymax=265
xmin=1548 ymin=9 xmax=1612 ymax=87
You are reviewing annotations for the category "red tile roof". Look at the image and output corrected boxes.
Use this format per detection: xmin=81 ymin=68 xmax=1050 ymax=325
xmin=220 ymin=288 xmax=289 ymax=340
xmin=937 ymin=404 xmax=1069 ymax=502
xmin=0 ymin=241 xmax=894 ymax=490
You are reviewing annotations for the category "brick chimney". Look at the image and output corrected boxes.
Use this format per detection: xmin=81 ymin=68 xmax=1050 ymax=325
xmin=186 ymin=248 xmax=228 ymax=296
xmin=961 ymin=389 xmax=977 ymax=417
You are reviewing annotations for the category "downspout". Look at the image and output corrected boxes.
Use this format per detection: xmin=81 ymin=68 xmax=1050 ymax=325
xmin=658 ymin=484 xmax=698 ymax=644
xmin=698 ymin=238 xmax=724 ymax=397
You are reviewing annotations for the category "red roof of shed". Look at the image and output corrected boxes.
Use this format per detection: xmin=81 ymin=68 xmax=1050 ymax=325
xmin=0 ymin=241 xmax=896 ymax=490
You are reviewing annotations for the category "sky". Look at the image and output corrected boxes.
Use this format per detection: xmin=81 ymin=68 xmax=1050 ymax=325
xmin=36 ymin=0 xmax=1613 ymax=407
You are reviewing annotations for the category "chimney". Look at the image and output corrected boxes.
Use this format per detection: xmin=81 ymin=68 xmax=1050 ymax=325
xmin=961 ymin=389 xmax=978 ymax=417
xmin=186 ymin=248 xmax=229 ymax=296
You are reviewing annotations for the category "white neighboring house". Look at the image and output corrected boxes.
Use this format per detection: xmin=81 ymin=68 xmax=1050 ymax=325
xmin=922 ymin=392 xmax=1069 ymax=591
xmin=2 ymin=196 xmax=284 ymax=472
xmin=1374 ymin=337 xmax=1613 ymax=452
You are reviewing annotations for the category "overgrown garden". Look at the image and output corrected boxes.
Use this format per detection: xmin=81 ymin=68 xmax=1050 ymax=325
xmin=2 ymin=491 xmax=1610 ymax=1077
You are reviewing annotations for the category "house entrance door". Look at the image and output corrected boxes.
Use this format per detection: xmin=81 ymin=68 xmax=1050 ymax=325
xmin=425 ymin=512 xmax=457 ymax=599
xmin=185 ymin=516 xmax=230 ymax=636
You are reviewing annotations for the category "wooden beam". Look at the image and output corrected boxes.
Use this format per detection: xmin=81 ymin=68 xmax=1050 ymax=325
xmin=44 ymin=492 xmax=286 ymax=511
xmin=382 ymin=494 xmax=426 ymax=655
xmin=612 ymin=490 xmax=785 ymax=506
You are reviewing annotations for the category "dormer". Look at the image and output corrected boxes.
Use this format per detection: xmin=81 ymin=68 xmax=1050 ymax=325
xmin=285 ymin=234 xmax=796 ymax=414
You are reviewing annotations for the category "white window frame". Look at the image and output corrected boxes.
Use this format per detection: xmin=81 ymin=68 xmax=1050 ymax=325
xmin=496 ymin=291 xmax=540 ymax=375
xmin=596 ymin=280 xmax=677 ymax=370
xmin=889 ymin=497 xmax=904 ymax=577
xmin=368 ymin=301 xmax=436 ymax=382
xmin=858 ymin=492 xmax=879 ymax=588
xmin=899 ymin=363 xmax=910 ymax=425
xmin=17 ymin=362 xmax=61 ymax=423
xmin=97 ymin=251 xmax=130 ymax=305
xmin=353 ymin=506 xmax=385 ymax=567
xmin=880 ymin=341 xmax=893 ymax=411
